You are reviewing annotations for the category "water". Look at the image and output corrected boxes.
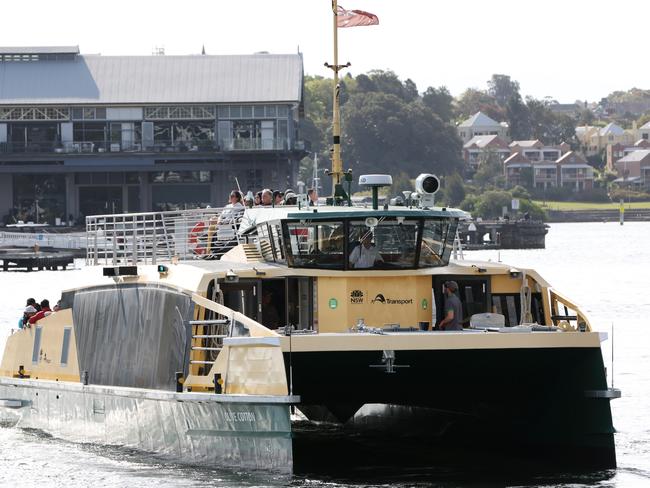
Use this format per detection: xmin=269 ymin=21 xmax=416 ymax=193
xmin=0 ymin=222 xmax=649 ymax=487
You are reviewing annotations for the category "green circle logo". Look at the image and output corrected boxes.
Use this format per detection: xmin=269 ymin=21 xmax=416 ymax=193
xmin=421 ymin=299 xmax=428 ymax=310
xmin=329 ymin=298 xmax=338 ymax=309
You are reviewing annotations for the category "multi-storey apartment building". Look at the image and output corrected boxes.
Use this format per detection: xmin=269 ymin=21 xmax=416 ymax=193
xmin=0 ymin=46 xmax=307 ymax=224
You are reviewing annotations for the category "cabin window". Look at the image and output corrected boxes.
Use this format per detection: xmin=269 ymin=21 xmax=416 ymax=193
xmin=285 ymin=221 xmax=345 ymax=269
xmin=269 ymin=224 xmax=285 ymax=263
xmin=31 ymin=326 xmax=42 ymax=364
xmin=419 ymin=219 xmax=454 ymax=267
xmin=256 ymin=224 xmax=275 ymax=261
xmin=60 ymin=327 xmax=72 ymax=365
xmin=348 ymin=218 xmax=419 ymax=269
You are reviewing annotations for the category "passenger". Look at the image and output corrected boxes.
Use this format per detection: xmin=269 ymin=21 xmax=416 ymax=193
xmin=243 ymin=191 xmax=255 ymax=208
xmin=261 ymin=189 xmax=273 ymax=207
xmin=349 ymin=233 xmax=383 ymax=269
xmin=308 ymin=188 xmax=318 ymax=206
xmin=273 ymin=190 xmax=284 ymax=206
xmin=254 ymin=191 xmax=262 ymax=206
xmin=283 ymin=190 xmax=297 ymax=205
xmin=214 ymin=191 xmax=244 ymax=244
xmin=26 ymin=297 xmax=41 ymax=312
xmin=437 ymin=281 xmax=463 ymax=331
xmin=29 ymin=299 xmax=52 ymax=325
xmin=20 ymin=305 xmax=37 ymax=329
xmin=261 ymin=290 xmax=281 ymax=329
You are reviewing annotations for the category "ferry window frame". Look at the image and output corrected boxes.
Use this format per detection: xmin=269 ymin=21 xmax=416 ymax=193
xmin=32 ymin=326 xmax=43 ymax=364
xmin=282 ymin=220 xmax=346 ymax=270
xmin=282 ymin=217 xmax=451 ymax=271
xmin=348 ymin=218 xmax=422 ymax=270
xmin=419 ymin=218 xmax=456 ymax=268
xmin=60 ymin=327 xmax=72 ymax=365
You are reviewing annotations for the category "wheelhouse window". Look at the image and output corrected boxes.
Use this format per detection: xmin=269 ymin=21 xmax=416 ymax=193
xmin=419 ymin=219 xmax=453 ymax=267
xmin=348 ymin=218 xmax=419 ymax=269
xmin=285 ymin=221 xmax=344 ymax=269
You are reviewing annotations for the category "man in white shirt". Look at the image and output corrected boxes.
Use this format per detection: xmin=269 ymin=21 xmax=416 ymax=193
xmin=349 ymin=233 xmax=383 ymax=269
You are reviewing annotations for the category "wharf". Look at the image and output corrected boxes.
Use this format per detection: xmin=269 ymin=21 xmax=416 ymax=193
xmin=0 ymin=248 xmax=75 ymax=272
xmin=458 ymin=220 xmax=548 ymax=250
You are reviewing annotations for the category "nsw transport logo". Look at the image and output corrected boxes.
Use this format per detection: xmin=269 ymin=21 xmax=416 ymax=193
xmin=350 ymin=289 xmax=364 ymax=304
xmin=372 ymin=293 xmax=386 ymax=304
xmin=371 ymin=293 xmax=412 ymax=305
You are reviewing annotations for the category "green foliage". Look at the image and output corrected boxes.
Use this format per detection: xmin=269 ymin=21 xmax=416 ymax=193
xmin=473 ymin=150 xmax=503 ymax=188
xmin=342 ymin=91 xmax=463 ymax=178
xmin=475 ymin=190 xmax=512 ymax=218
xmin=487 ymin=74 xmax=521 ymax=107
xmin=518 ymin=199 xmax=547 ymax=221
xmin=442 ymin=173 xmax=466 ymax=207
xmin=510 ymin=185 xmax=531 ymax=200
xmin=422 ymin=86 xmax=454 ymax=122
xmin=454 ymin=88 xmax=503 ymax=121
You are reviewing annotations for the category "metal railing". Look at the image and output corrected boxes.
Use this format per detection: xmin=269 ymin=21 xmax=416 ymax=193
xmin=85 ymin=207 xmax=244 ymax=266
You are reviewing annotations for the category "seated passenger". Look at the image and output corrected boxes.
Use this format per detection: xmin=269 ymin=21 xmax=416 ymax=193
xmin=349 ymin=233 xmax=383 ymax=269
xmin=215 ymin=191 xmax=244 ymax=241
xmin=261 ymin=189 xmax=273 ymax=207
xmin=20 ymin=305 xmax=37 ymax=329
xmin=29 ymin=299 xmax=52 ymax=325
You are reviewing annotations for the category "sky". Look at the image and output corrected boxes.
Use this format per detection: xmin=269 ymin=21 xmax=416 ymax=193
xmin=3 ymin=0 xmax=649 ymax=103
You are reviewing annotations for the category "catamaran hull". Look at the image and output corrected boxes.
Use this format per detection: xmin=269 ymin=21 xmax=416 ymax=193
xmin=285 ymin=345 xmax=617 ymax=470
xmin=0 ymin=378 xmax=294 ymax=473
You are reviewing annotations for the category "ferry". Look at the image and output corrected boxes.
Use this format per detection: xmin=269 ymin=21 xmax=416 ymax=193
xmin=0 ymin=177 xmax=620 ymax=473
xmin=0 ymin=2 xmax=618 ymax=475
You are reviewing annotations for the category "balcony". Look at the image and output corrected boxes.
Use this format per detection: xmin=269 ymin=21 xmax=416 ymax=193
xmin=0 ymin=138 xmax=306 ymax=155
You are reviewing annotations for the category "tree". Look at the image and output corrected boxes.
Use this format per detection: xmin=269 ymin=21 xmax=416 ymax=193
xmin=473 ymin=150 xmax=504 ymax=188
xmin=422 ymin=86 xmax=454 ymax=122
xmin=475 ymin=190 xmax=512 ymax=219
xmin=342 ymin=91 xmax=464 ymax=178
xmin=443 ymin=173 xmax=466 ymax=206
xmin=506 ymin=94 xmax=531 ymax=140
xmin=454 ymin=88 xmax=503 ymax=121
xmin=487 ymin=74 xmax=521 ymax=108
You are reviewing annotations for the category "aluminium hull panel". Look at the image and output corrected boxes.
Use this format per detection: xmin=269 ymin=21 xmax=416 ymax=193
xmin=0 ymin=379 xmax=293 ymax=473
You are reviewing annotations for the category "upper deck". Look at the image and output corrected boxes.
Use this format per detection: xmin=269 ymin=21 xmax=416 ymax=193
xmin=86 ymin=204 xmax=468 ymax=271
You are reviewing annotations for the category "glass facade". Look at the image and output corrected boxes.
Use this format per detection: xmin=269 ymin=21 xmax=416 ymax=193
xmin=12 ymin=174 xmax=66 ymax=223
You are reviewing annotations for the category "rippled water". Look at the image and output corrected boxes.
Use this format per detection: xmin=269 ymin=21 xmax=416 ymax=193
xmin=1 ymin=222 xmax=649 ymax=487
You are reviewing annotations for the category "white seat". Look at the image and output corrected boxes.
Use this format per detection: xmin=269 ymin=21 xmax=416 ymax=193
xmin=470 ymin=313 xmax=505 ymax=329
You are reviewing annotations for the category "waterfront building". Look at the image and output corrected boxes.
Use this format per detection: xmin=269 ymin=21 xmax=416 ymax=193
xmin=462 ymin=134 xmax=510 ymax=172
xmin=457 ymin=112 xmax=509 ymax=144
xmin=0 ymin=46 xmax=306 ymax=224
xmin=613 ymin=149 xmax=650 ymax=189
xmin=576 ymin=122 xmax=636 ymax=156
xmin=504 ymin=148 xmax=594 ymax=191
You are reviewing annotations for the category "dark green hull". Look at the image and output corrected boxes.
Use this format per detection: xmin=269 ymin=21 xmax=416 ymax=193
xmin=285 ymin=346 xmax=616 ymax=471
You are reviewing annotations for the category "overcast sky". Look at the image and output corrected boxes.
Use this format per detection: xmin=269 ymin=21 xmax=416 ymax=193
xmin=3 ymin=0 xmax=649 ymax=103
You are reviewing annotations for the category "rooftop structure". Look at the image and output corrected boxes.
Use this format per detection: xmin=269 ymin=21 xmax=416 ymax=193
xmin=457 ymin=111 xmax=509 ymax=144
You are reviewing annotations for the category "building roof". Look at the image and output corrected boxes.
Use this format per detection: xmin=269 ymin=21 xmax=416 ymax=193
xmin=557 ymin=151 xmax=588 ymax=165
xmin=641 ymin=121 xmax=650 ymax=130
xmin=509 ymin=139 xmax=542 ymax=149
xmin=617 ymin=149 xmax=650 ymax=163
xmin=599 ymin=122 xmax=625 ymax=136
xmin=0 ymin=53 xmax=304 ymax=105
xmin=458 ymin=111 xmax=501 ymax=128
xmin=463 ymin=134 xmax=508 ymax=149
xmin=0 ymin=46 xmax=79 ymax=55
xmin=504 ymin=152 xmax=531 ymax=165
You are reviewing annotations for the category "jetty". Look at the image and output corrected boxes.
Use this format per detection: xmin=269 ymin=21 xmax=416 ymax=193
xmin=0 ymin=248 xmax=75 ymax=271
xmin=458 ymin=220 xmax=549 ymax=250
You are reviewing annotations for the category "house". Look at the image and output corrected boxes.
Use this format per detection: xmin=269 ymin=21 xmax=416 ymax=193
xmin=556 ymin=151 xmax=594 ymax=191
xmin=0 ymin=46 xmax=307 ymax=222
xmin=504 ymin=150 xmax=595 ymax=191
xmin=606 ymin=139 xmax=650 ymax=171
xmin=457 ymin=112 xmax=509 ymax=144
xmin=576 ymin=123 xmax=636 ymax=156
xmin=462 ymin=135 xmax=510 ymax=171
xmin=508 ymin=140 xmax=565 ymax=162
xmin=640 ymin=121 xmax=650 ymax=141
xmin=613 ymin=150 xmax=650 ymax=189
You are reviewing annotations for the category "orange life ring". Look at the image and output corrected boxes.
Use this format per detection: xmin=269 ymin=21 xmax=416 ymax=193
xmin=189 ymin=221 xmax=207 ymax=255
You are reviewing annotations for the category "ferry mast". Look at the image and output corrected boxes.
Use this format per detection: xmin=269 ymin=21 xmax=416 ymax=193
xmin=325 ymin=0 xmax=350 ymax=203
